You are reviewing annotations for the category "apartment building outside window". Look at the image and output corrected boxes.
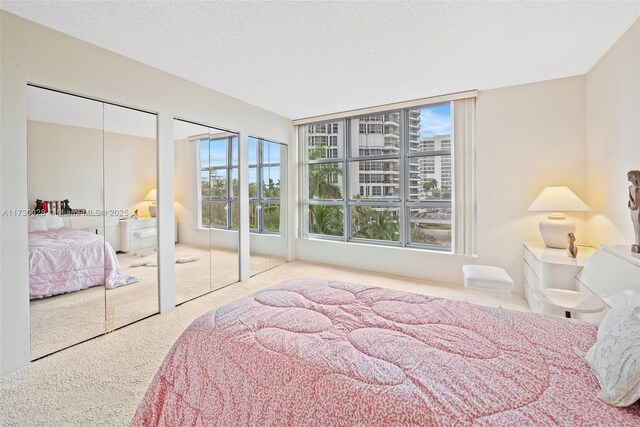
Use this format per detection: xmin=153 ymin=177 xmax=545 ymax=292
xmin=302 ymin=101 xmax=468 ymax=251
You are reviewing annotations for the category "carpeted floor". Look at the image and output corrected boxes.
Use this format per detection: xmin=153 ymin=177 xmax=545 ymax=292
xmin=1 ymin=261 xmax=529 ymax=426
xmin=30 ymin=244 xmax=282 ymax=359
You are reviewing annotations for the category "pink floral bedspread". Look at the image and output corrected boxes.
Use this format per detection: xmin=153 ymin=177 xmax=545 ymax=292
xmin=133 ymin=278 xmax=640 ymax=426
xmin=29 ymin=227 xmax=134 ymax=298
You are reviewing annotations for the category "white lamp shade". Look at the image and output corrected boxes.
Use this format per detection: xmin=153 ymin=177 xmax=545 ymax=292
xmin=528 ymin=186 xmax=589 ymax=212
xmin=528 ymin=186 xmax=589 ymax=249
xmin=144 ymin=189 xmax=157 ymax=202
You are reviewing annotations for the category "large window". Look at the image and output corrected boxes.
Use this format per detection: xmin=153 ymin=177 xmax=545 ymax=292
xmin=303 ymin=101 xmax=469 ymax=252
xmin=249 ymin=137 xmax=283 ymax=234
xmin=200 ymin=135 xmax=238 ymax=229
xmin=199 ymin=135 xmax=283 ymax=235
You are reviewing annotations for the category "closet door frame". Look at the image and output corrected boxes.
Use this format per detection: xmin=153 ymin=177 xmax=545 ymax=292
xmin=26 ymin=83 xmax=160 ymax=359
xmin=247 ymin=136 xmax=289 ymax=277
xmin=173 ymin=117 xmax=247 ymax=300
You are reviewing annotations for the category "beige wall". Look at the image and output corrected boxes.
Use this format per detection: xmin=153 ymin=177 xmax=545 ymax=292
xmin=28 ymin=121 xmax=104 ymax=212
xmin=174 ymin=137 xmax=203 ymax=245
xmin=28 ymin=121 xmax=157 ymax=220
xmin=586 ymin=19 xmax=640 ymax=247
xmin=104 ymin=131 xmax=157 ymax=221
xmin=296 ymin=76 xmax=588 ymax=294
xmin=477 ymin=76 xmax=588 ymax=289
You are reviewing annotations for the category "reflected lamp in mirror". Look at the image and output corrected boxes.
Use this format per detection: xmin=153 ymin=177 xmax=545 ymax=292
xmin=528 ymin=186 xmax=590 ymax=249
xmin=145 ymin=189 xmax=157 ymax=217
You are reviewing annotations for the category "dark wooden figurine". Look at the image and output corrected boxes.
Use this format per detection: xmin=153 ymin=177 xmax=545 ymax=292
xmin=567 ymin=232 xmax=578 ymax=258
xmin=629 ymin=170 xmax=640 ymax=253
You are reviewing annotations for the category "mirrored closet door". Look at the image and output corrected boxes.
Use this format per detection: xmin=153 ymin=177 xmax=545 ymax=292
xmin=104 ymin=104 xmax=159 ymax=329
xmin=173 ymin=119 xmax=240 ymax=304
xmin=28 ymin=86 xmax=106 ymax=359
xmin=27 ymin=86 xmax=159 ymax=359
xmin=249 ymin=137 xmax=288 ymax=276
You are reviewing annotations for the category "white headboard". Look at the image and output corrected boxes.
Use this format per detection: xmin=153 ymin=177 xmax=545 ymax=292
xmin=576 ymin=245 xmax=640 ymax=323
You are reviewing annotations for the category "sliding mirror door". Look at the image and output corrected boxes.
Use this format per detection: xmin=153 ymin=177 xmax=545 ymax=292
xmin=250 ymin=137 xmax=288 ymax=276
xmin=174 ymin=120 xmax=239 ymax=304
xmin=27 ymin=86 xmax=106 ymax=359
xmin=174 ymin=120 xmax=211 ymax=303
xmin=28 ymin=86 xmax=160 ymax=358
xmin=104 ymin=104 xmax=159 ymax=329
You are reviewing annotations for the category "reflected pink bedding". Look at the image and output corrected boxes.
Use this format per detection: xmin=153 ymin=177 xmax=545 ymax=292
xmin=134 ymin=278 xmax=640 ymax=426
xmin=29 ymin=227 xmax=134 ymax=298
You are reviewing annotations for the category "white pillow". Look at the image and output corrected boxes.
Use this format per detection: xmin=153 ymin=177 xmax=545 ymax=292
xmin=597 ymin=295 xmax=640 ymax=340
xmin=28 ymin=216 xmax=49 ymax=232
xmin=583 ymin=295 xmax=640 ymax=406
xmin=45 ymin=214 xmax=64 ymax=230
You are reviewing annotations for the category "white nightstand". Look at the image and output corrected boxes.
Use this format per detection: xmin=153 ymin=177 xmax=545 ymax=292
xmin=523 ymin=241 xmax=595 ymax=315
xmin=66 ymin=215 xmax=121 ymax=251
xmin=120 ymin=217 xmax=157 ymax=255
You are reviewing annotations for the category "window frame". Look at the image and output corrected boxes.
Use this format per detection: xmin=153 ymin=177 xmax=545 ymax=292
xmin=199 ymin=135 xmax=237 ymax=230
xmin=303 ymin=103 xmax=456 ymax=252
xmin=249 ymin=137 xmax=283 ymax=235
xmin=305 ymin=118 xmax=347 ymax=242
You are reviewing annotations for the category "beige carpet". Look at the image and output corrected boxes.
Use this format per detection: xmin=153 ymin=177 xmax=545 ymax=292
xmin=2 ymin=261 xmax=529 ymax=426
xmin=174 ymin=243 xmax=285 ymax=303
xmin=174 ymin=243 xmax=237 ymax=304
xmin=30 ymin=244 xmax=283 ymax=359
xmin=30 ymin=286 xmax=105 ymax=360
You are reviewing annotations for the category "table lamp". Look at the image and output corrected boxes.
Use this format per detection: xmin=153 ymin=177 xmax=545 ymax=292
xmin=145 ymin=189 xmax=157 ymax=217
xmin=528 ymin=186 xmax=589 ymax=249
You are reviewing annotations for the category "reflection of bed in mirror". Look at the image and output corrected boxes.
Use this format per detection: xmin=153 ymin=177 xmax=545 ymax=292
xmin=27 ymin=213 xmax=158 ymax=359
xmin=28 ymin=217 xmax=140 ymax=360
xmin=29 ymin=220 xmax=136 ymax=299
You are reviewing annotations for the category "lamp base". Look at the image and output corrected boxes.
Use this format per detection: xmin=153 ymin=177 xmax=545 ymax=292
xmin=149 ymin=205 xmax=157 ymax=218
xmin=539 ymin=214 xmax=574 ymax=249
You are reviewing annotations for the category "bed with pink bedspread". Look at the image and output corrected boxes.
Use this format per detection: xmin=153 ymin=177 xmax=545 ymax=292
xmin=29 ymin=227 xmax=135 ymax=298
xmin=134 ymin=278 xmax=640 ymax=426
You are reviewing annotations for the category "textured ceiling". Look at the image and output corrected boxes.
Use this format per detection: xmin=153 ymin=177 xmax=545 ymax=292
xmin=2 ymin=1 xmax=639 ymax=119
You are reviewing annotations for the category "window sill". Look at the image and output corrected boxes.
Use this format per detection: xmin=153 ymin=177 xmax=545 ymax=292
xmin=196 ymin=227 xmax=283 ymax=237
xmin=300 ymin=236 xmax=478 ymax=259
xmin=197 ymin=227 xmax=237 ymax=232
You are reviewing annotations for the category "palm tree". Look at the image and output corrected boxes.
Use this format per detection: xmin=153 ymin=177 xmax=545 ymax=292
xmin=352 ymin=206 xmax=399 ymax=241
xmin=364 ymin=209 xmax=399 ymax=241
xmin=309 ymin=205 xmax=343 ymax=236
xmin=308 ymin=163 xmax=342 ymax=200
xmin=410 ymin=227 xmax=438 ymax=245
xmin=262 ymin=204 xmax=280 ymax=231
xmin=263 ymin=178 xmax=280 ymax=199
xmin=308 ymin=146 xmax=342 ymax=200
xmin=422 ymin=178 xmax=438 ymax=192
